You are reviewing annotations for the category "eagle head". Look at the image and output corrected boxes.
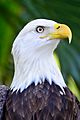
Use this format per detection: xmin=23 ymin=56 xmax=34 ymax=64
xmin=11 ymin=19 xmax=72 ymax=92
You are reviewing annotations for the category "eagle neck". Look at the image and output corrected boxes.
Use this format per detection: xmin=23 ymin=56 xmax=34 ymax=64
xmin=11 ymin=48 xmax=66 ymax=92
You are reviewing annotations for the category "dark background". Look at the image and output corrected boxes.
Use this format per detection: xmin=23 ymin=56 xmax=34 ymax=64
xmin=0 ymin=0 xmax=80 ymax=100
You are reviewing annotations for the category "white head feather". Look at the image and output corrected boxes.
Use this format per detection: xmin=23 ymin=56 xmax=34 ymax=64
xmin=11 ymin=19 xmax=66 ymax=92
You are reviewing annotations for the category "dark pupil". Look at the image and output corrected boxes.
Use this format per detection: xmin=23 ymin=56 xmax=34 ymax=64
xmin=39 ymin=28 xmax=42 ymax=31
xmin=36 ymin=26 xmax=44 ymax=33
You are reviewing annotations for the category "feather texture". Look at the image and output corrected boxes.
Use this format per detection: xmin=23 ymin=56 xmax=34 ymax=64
xmin=0 ymin=85 xmax=9 ymax=120
xmin=5 ymin=81 xmax=79 ymax=120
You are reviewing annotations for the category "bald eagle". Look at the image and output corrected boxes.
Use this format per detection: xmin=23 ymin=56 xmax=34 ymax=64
xmin=0 ymin=19 xmax=80 ymax=120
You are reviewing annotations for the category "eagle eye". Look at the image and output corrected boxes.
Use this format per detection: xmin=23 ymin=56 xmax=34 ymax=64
xmin=36 ymin=26 xmax=44 ymax=33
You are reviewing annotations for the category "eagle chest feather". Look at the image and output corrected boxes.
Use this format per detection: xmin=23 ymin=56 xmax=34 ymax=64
xmin=5 ymin=81 xmax=77 ymax=120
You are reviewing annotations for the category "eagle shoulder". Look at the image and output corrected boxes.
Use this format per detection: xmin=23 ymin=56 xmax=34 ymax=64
xmin=5 ymin=81 xmax=80 ymax=120
xmin=0 ymin=85 xmax=9 ymax=120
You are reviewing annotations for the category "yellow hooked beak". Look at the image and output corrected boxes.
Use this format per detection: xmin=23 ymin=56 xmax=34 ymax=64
xmin=50 ymin=23 xmax=72 ymax=43
xmin=40 ymin=23 xmax=72 ymax=43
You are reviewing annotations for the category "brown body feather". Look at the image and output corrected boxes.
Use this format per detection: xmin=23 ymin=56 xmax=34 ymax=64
xmin=4 ymin=81 xmax=79 ymax=120
xmin=0 ymin=85 xmax=9 ymax=120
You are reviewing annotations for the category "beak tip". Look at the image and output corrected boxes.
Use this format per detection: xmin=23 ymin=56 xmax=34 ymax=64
xmin=69 ymin=37 xmax=72 ymax=44
xmin=69 ymin=32 xmax=72 ymax=44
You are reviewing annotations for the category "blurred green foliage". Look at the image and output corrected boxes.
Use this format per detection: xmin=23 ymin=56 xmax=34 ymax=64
xmin=0 ymin=0 xmax=80 ymax=100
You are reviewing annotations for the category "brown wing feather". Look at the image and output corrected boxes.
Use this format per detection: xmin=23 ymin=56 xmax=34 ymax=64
xmin=4 ymin=81 xmax=79 ymax=120
xmin=0 ymin=85 xmax=9 ymax=120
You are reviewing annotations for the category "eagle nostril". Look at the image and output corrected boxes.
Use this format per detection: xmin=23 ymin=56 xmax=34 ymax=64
xmin=56 ymin=26 xmax=60 ymax=29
